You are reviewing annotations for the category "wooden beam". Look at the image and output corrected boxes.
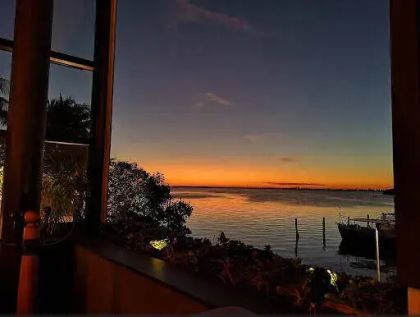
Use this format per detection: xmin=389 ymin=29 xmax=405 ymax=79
xmin=390 ymin=0 xmax=420 ymax=289
xmin=0 ymin=37 xmax=94 ymax=72
xmin=85 ymin=0 xmax=117 ymax=231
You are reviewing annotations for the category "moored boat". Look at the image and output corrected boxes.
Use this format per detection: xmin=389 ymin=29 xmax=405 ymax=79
xmin=337 ymin=213 xmax=396 ymax=254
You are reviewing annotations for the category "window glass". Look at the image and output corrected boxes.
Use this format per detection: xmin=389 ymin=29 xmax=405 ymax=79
xmin=0 ymin=51 xmax=11 ymax=131
xmin=51 ymin=0 xmax=95 ymax=60
xmin=41 ymin=141 xmax=88 ymax=236
xmin=0 ymin=0 xmax=15 ymax=40
xmin=0 ymin=50 xmax=11 ymax=212
xmin=41 ymin=63 xmax=92 ymax=237
xmin=48 ymin=63 xmax=92 ymax=143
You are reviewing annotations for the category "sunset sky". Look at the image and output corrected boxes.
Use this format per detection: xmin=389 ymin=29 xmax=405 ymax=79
xmin=0 ymin=0 xmax=393 ymax=189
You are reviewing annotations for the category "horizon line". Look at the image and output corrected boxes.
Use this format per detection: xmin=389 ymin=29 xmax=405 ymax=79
xmin=170 ymin=185 xmax=392 ymax=191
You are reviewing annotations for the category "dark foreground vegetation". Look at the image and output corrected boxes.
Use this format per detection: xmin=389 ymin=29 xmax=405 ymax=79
xmin=382 ymin=188 xmax=395 ymax=195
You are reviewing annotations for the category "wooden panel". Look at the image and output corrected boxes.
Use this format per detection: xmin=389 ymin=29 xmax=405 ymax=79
xmin=114 ymin=263 xmax=206 ymax=313
xmin=73 ymin=246 xmax=208 ymax=314
xmin=74 ymin=247 xmax=116 ymax=313
xmin=408 ymin=288 xmax=420 ymax=315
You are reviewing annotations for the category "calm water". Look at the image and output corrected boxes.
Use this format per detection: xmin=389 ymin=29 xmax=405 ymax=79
xmin=173 ymin=187 xmax=395 ymax=278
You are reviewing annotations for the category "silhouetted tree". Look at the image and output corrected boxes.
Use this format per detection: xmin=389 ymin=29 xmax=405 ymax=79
xmin=41 ymin=142 xmax=88 ymax=231
xmin=0 ymin=90 xmax=91 ymax=143
xmin=0 ymin=78 xmax=8 ymax=167
xmin=0 ymin=89 xmax=91 ymax=230
xmin=46 ymin=95 xmax=91 ymax=143
xmin=0 ymin=78 xmax=9 ymax=127
xmin=107 ymin=159 xmax=193 ymax=240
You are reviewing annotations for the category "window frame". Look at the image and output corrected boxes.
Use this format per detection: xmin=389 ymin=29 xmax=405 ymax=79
xmin=0 ymin=0 xmax=117 ymax=233
xmin=0 ymin=37 xmax=94 ymax=71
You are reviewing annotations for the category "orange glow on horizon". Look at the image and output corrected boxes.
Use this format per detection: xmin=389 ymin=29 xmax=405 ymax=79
xmin=119 ymin=158 xmax=393 ymax=190
xmin=167 ymin=178 xmax=392 ymax=190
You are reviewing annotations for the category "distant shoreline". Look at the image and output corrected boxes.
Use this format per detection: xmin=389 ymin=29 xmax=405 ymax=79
xmin=171 ymin=185 xmax=391 ymax=192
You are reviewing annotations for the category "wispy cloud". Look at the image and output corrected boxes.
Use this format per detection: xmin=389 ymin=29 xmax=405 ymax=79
xmin=174 ymin=0 xmax=251 ymax=32
xmin=265 ymin=182 xmax=325 ymax=187
xmin=194 ymin=92 xmax=233 ymax=108
xmin=206 ymin=92 xmax=232 ymax=106
xmin=279 ymin=157 xmax=298 ymax=163
xmin=243 ymin=132 xmax=282 ymax=143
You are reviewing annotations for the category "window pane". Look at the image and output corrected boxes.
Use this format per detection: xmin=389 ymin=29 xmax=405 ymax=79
xmin=51 ymin=0 xmax=95 ymax=60
xmin=48 ymin=63 xmax=92 ymax=143
xmin=0 ymin=50 xmax=11 ymax=209
xmin=0 ymin=51 xmax=11 ymax=131
xmin=0 ymin=0 xmax=15 ymax=40
xmin=41 ymin=141 xmax=88 ymax=236
xmin=41 ymin=62 xmax=93 ymax=237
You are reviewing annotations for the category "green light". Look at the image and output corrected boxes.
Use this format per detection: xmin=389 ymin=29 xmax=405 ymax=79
xmin=327 ymin=269 xmax=338 ymax=287
xmin=150 ymin=239 xmax=168 ymax=250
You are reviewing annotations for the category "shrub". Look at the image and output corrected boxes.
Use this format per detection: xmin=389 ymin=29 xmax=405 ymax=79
xmin=106 ymin=159 xmax=193 ymax=241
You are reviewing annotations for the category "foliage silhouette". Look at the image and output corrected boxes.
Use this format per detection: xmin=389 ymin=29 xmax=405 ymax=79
xmin=0 ymin=89 xmax=90 ymax=143
xmin=0 ymin=77 xmax=9 ymax=127
xmin=107 ymin=159 xmax=193 ymax=241
xmin=0 ymin=89 xmax=191 ymax=241
xmin=41 ymin=142 xmax=88 ymax=233
xmin=46 ymin=95 xmax=91 ymax=143
xmin=0 ymin=90 xmax=91 ymax=231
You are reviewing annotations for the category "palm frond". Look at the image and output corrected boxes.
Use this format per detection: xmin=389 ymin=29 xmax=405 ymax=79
xmin=0 ymin=78 xmax=10 ymax=96
xmin=46 ymin=95 xmax=91 ymax=143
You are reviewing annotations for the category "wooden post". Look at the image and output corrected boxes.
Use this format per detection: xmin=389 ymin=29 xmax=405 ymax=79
xmin=85 ymin=0 xmax=117 ymax=232
xmin=390 ymin=0 xmax=420 ymax=311
xmin=0 ymin=1 xmax=53 ymax=312
xmin=0 ymin=0 xmax=53 ymax=244
xmin=294 ymin=218 xmax=299 ymax=257
xmin=322 ymin=217 xmax=326 ymax=249
xmin=16 ymin=211 xmax=40 ymax=313
xmin=375 ymin=226 xmax=381 ymax=282
xmin=367 ymin=214 xmax=370 ymax=227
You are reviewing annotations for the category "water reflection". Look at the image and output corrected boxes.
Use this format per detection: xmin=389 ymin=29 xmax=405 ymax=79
xmin=173 ymin=187 xmax=395 ymax=278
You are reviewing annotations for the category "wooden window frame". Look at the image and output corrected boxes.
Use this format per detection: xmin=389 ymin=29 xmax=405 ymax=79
xmin=0 ymin=0 xmax=116 ymax=237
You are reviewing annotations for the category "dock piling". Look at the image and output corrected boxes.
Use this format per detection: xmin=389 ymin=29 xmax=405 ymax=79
xmin=375 ymin=227 xmax=381 ymax=282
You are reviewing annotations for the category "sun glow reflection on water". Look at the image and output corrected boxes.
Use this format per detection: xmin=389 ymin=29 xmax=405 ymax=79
xmin=173 ymin=187 xmax=395 ymax=278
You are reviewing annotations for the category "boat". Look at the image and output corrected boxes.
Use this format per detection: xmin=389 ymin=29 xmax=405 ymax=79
xmin=337 ymin=213 xmax=396 ymax=257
